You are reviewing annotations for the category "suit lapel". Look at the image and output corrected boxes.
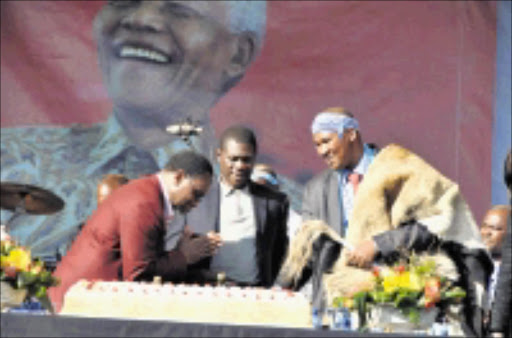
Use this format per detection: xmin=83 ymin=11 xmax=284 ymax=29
xmin=175 ymin=180 xmax=220 ymax=235
xmin=249 ymin=183 xmax=267 ymax=235
xmin=249 ymin=183 xmax=267 ymax=285
xmin=210 ymin=182 xmax=221 ymax=232
xmin=326 ymin=171 xmax=343 ymax=235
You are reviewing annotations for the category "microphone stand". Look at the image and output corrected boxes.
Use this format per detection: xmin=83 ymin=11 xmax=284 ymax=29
xmin=166 ymin=117 xmax=204 ymax=229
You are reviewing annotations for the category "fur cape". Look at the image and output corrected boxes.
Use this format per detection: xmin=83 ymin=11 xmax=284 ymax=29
xmin=280 ymin=144 xmax=488 ymax=305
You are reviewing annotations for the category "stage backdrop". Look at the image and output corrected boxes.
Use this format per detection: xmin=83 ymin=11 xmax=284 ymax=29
xmin=1 ymin=1 xmax=500 ymax=223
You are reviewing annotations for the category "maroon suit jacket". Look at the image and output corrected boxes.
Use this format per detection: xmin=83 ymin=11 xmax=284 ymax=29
xmin=48 ymin=175 xmax=187 ymax=313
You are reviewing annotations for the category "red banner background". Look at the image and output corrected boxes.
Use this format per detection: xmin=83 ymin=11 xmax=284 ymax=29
xmin=1 ymin=1 xmax=497 ymax=221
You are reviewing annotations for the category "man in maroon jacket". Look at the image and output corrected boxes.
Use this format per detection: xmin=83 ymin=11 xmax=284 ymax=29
xmin=48 ymin=150 xmax=221 ymax=313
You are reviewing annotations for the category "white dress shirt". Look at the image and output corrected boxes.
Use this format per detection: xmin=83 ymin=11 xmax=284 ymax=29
xmin=210 ymin=181 xmax=259 ymax=284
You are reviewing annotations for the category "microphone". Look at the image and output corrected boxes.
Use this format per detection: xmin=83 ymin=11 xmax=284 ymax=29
xmin=166 ymin=121 xmax=203 ymax=137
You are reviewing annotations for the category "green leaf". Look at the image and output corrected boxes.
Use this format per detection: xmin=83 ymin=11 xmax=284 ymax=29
xmin=443 ymin=287 xmax=466 ymax=299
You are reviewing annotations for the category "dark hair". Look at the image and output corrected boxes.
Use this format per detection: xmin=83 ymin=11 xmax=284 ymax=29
xmin=219 ymin=125 xmax=258 ymax=153
xmin=505 ymin=149 xmax=512 ymax=191
xmin=163 ymin=150 xmax=213 ymax=177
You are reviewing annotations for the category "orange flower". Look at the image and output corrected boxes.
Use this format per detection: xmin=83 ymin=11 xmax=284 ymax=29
xmin=424 ymin=277 xmax=441 ymax=305
xmin=394 ymin=265 xmax=406 ymax=273
xmin=372 ymin=266 xmax=380 ymax=278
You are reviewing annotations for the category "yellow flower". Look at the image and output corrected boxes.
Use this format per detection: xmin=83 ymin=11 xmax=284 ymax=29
xmin=4 ymin=248 xmax=31 ymax=271
xmin=1 ymin=255 xmax=8 ymax=268
xmin=408 ymin=272 xmax=423 ymax=291
xmin=381 ymin=270 xmax=422 ymax=293
xmin=382 ymin=272 xmax=400 ymax=293
xmin=397 ymin=272 xmax=422 ymax=291
xmin=343 ymin=298 xmax=355 ymax=309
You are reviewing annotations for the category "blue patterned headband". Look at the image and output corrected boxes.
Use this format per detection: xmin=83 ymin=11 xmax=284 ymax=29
xmin=311 ymin=112 xmax=359 ymax=138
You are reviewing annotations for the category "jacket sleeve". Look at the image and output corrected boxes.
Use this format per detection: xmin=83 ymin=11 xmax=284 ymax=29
xmin=373 ymin=220 xmax=441 ymax=262
xmin=119 ymin=201 xmax=188 ymax=282
xmin=489 ymin=214 xmax=512 ymax=333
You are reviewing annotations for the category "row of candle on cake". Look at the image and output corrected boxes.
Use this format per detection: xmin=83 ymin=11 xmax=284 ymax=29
xmin=81 ymin=280 xmax=301 ymax=300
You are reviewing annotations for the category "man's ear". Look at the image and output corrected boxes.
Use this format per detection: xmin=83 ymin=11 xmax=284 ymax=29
xmin=224 ymin=32 xmax=256 ymax=84
xmin=348 ymin=129 xmax=358 ymax=142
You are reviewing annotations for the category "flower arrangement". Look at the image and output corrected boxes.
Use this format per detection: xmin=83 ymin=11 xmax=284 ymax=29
xmin=1 ymin=237 xmax=59 ymax=312
xmin=333 ymin=254 xmax=466 ymax=327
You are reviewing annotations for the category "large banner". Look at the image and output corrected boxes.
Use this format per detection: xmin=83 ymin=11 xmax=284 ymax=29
xmin=0 ymin=1 xmax=498 ymax=256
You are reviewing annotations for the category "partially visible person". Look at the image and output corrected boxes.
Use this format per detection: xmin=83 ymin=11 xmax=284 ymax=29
xmin=480 ymin=205 xmax=510 ymax=306
xmin=48 ymin=151 xmax=219 ymax=313
xmin=489 ymin=149 xmax=512 ymax=338
xmin=251 ymin=163 xmax=302 ymax=239
xmin=301 ymin=107 xmax=378 ymax=237
xmin=166 ymin=126 xmax=289 ymax=287
xmin=64 ymin=174 xmax=130 ymax=255
xmin=0 ymin=1 xmax=268 ymax=259
xmin=96 ymin=174 xmax=130 ymax=205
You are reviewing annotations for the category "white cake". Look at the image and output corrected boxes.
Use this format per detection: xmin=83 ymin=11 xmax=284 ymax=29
xmin=60 ymin=280 xmax=312 ymax=327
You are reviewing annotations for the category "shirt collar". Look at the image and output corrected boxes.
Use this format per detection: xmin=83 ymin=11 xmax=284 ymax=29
xmin=219 ymin=179 xmax=249 ymax=197
xmin=341 ymin=144 xmax=375 ymax=180
xmin=156 ymin=173 xmax=174 ymax=221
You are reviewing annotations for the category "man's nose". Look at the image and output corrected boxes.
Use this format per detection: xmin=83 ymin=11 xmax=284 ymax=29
xmin=120 ymin=1 xmax=168 ymax=33
xmin=317 ymin=144 xmax=329 ymax=157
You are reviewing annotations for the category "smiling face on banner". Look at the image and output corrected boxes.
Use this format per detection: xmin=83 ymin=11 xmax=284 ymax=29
xmin=94 ymin=1 xmax=237 ymax=122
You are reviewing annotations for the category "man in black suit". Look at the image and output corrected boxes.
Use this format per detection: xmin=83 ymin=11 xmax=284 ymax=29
xmin=166 ymin=125 xmax=289 ymax=287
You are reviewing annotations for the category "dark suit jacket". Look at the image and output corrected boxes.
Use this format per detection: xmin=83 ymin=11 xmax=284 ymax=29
xmin=302 ymin=169 xmax=345 ymax=235
xmin=490 ymin=210 xmax=512 ymax=335
xmin=166 ymin=181 xmax=289 ymax=287
xmin=48 ymin=175 xmax=188 ymax=313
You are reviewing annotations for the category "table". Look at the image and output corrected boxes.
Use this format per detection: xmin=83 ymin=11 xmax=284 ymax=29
xmin=0 ymin=313 xmax=418 ymax=337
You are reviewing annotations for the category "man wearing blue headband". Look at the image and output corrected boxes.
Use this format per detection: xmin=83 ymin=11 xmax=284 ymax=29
xmin=302 ymin=106 xmax=377 ymax=236
xmin=277 ymin=106 xmax=492 ymax=335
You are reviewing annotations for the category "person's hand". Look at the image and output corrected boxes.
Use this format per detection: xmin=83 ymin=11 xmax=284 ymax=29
xmin=206 ymin=231 xmax=223 ymax=254
xmin=346 ymin=239 xmax=377 ymax=268
xmin=183 ymin=225 xmax=193 ymax=237
xmin=177 ymin=232 xmax=219 ymax=265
